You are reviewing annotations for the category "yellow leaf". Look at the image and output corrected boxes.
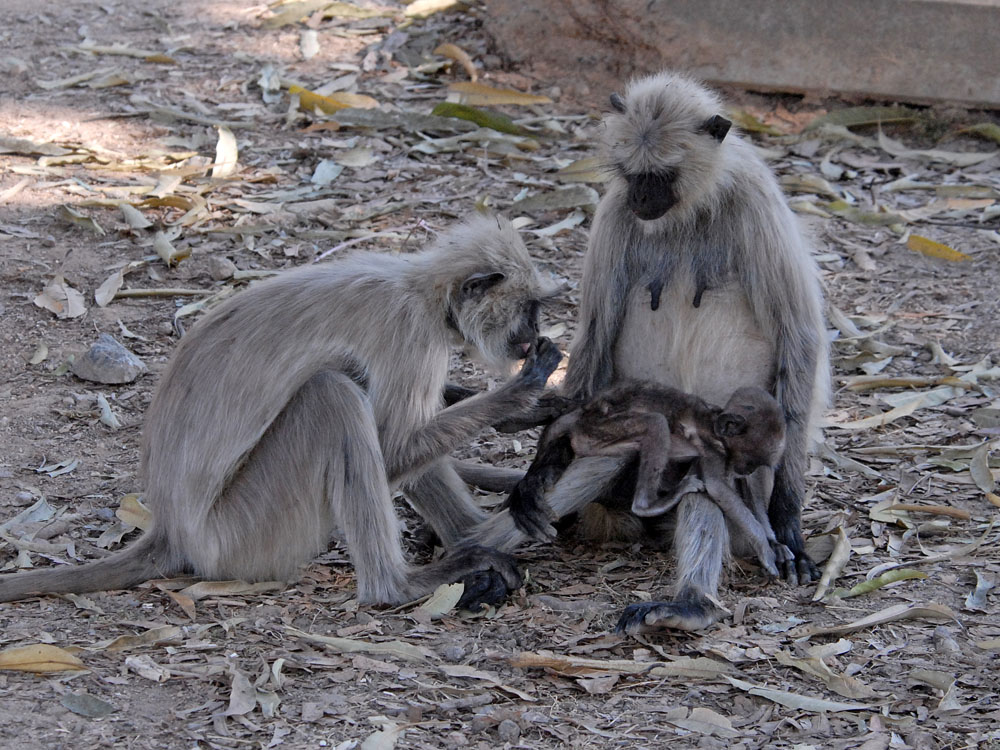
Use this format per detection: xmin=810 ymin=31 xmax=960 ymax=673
xmin=288 ymin=84 xmax=377 ymax=114
xmin=116 ymin=493 xmax=152 ymax=530
xmin=906 ymin=234 xmax=970 ymax=262
xmin=0 ymin=644 xmax=87 ymax=673
xmin=405 ymin=0 xmax=462 ymax=18
xmin=448 ymin=81 xmax=551 ymax=107
xmin=434 ymin=42 xmax=477 ymax=81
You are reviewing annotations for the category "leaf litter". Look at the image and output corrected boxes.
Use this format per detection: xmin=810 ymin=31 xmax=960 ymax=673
xmin=0 ymin=0 xmax=998 ymax=748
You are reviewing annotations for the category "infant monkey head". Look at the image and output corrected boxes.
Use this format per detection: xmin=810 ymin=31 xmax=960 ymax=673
xmin=715 ymin=386 xmax=787 ymax=477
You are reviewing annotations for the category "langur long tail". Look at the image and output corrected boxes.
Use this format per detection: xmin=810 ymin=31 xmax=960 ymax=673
xmin=0 ymin=527 xmax=181 ymax=603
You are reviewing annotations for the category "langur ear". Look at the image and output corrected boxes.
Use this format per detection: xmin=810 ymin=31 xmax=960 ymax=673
xmin=460 ymin=271 xmax=505 ymax=300
xmin=609 ymin=92 xmax=626 ymax=113
xmin=714 ymin=412 xmax=747 ymax=438
xmin=701 ymin=114 xmax=731 ymax=142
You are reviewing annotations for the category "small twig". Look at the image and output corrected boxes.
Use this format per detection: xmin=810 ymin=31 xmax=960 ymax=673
xmin=114 ymin=288 xmax=212 ymax=298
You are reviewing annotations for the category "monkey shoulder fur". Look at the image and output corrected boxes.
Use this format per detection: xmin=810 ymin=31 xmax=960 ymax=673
xmin=505 ymin=382 xmax=791 ymax=577
xmin=0 ymin=215 xmax=562 ymax=608
xmin=470 ymin=71 xmax=829 ymax=633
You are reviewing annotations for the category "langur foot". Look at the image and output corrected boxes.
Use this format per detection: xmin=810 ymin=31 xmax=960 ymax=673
xmin=457 ymin=570 xmax=511 ymax=610
xmin=752 ymin=540 xmax=779 ymax=578
xmin=771 ymin=516 xmax=821 ymax=585
xmin=771 ymin=542 xmax=794 ymax=572
xmin=781 ymin=552 xmax=821 ymax=586
xmin=615 ymin=596 xmax=725 ymax=634
xmin=446 ymin=545 xmax=522 ymax=610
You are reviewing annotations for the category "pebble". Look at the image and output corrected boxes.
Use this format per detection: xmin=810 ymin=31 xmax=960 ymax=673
xmin=497 ymin=720 xmax=520 ymax=742
xmin=209 ymin=255 xmax=237 ymax=280
xmin=71 ymin=334 xmax=147 ymax=384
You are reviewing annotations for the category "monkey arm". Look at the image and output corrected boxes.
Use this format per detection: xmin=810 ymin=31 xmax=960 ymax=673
xmin=742 ymin=204 xmax=826 ymax=584
xmin=504 ymin=412 xmax=580 ymax=541
xmin=563 ymin=197 xmax=640 ymax=400
xmin=385 ymin=338 xmax=562 ymax=481
xmin=698 ymin=452 xmax=778 ymax=577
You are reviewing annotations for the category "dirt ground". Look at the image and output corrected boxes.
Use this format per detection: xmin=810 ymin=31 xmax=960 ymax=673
xmin=0 ymin=1 xmax=999 ymax=749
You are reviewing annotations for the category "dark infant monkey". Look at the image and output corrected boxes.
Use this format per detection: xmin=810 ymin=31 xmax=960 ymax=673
xmin=505 ymin=382 xmax=792 ymax=576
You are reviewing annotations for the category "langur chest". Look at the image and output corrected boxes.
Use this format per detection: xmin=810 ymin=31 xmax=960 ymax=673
xmin=613 ymin=274 xmax=775 ymax=407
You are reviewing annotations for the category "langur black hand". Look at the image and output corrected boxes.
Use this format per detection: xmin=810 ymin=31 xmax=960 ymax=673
xmin=517 ymin=337 xmax=562 ymax=387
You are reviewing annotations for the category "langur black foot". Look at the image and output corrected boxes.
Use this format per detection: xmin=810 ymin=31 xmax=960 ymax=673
xmin=770 ymin=542 xmax=795 ymax=574
xmin=457 ymin=570 xmax=510 ymax=610
xmin=752 ymin=541 xmax=779 ymax=579
xmin=771 ymin=514 xmax=821 ymax=585
xmin=448 ymin=545 xmax=522 ymax=610
xmin=615 ymin=596 xmax=725 ymax=634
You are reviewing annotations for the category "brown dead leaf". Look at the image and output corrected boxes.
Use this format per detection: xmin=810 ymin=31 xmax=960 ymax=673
xmin=115 ymin=493 xmax=151 ymax=530
xmin=795 ymin=603 xmax=959 ymax=638
xmin=510 ymin=651 xmax=731 ymax=679
xmin=0 ymin=644 xmax=87 ymax=673
xmin=180 ymin=580 xmax=284 ymax=600
xmin=575 ymin=674 xmax=619 ymax=695
xmin=34 ymin=275 xmax=87 ymax=319
xmin=434 ymin=43 xmax=477 ymax=80
xmin=775 ymin=650 xmax=877 ymax=699
xmin=813 ymin=526 xmax=851 ymax=601
xmin=289 ymin=84 xmax=377 ymax=114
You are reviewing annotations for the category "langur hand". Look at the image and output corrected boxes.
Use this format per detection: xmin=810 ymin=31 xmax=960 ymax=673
xmin=516 ymin=337 xmax=562 ymax=388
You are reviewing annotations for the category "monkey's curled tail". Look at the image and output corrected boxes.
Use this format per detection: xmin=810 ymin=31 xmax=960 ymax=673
xmin=0 ymin=527 xmax=181 ymax=603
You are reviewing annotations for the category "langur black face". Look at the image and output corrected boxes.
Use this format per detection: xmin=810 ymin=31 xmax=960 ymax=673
xmin=626 ymin=170 xmax=679 ymax=221
xmin=608 ymin=90 xmax=732 ymax=222
xmin=715 ymin=386 xmax=787 ymax=476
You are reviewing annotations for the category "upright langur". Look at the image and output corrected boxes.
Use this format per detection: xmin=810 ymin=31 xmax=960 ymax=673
xmin=0 ymin=215 xmax=562 ymax=608
xmin=471 ymin=71 xmax=829 ymax=632
xmin=505 ymin=382 xmax=789 ymax=576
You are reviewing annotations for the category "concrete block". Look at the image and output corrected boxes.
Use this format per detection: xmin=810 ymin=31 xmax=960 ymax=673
xmin=484 ymin=0 xmax=1000 ymax=108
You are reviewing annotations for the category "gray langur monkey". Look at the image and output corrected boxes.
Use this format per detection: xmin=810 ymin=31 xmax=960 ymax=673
xmin=470 ymin=71 xmax=829 ymax=633
xmin=505 ymin=383 xmax=789 ymax=577
xmin=0 ymin=215 xmax=562 ymax=609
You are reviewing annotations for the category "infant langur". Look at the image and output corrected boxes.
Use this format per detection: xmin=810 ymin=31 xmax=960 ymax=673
xmin=506 ymin=382 xmax=791 ymax=575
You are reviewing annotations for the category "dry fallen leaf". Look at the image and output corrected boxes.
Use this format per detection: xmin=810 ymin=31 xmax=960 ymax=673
xmin=813 ymin=526 xmax=851 ymax=601
xmin=448 ymin=81 xmax=552 ymax=107
xmin=0 ymin=644 xmax=87 ymax=674
xmin=289 ymin=84 xmax=378 ymax=114
xmin=905 ymin=234 xmax=971 ymax=262
xmin=34 ymin=275 xmax=87 ymax=319
xmin=212 ymin=126 xmax=238 ymax=178
xmin=510 ymin=651 xmax=732 ymax=679
xmin=796 ymin=602 xmax=958 ymax=638
xmin=415 ymin=582 xmax=464 ymax=620
xmin=115 ymin=493 xmax=151 ymax=530
xmin=434 ymin=42 xmax=477 ymax=80
xmin=287 ymin=627 xmax=439 ymax=662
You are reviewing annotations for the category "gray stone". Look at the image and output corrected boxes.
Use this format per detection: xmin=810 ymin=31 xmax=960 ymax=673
xmin=71 ymin=334 xmax=147 ymax=384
